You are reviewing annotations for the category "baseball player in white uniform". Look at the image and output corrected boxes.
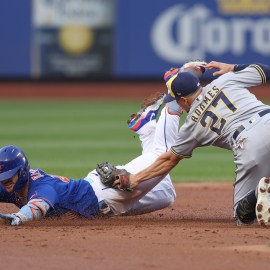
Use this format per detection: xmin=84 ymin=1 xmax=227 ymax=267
xmin=85 ymin=94 xmax=180 ymax=216
xmin=121 ymin=61 xmax=270 ymax=227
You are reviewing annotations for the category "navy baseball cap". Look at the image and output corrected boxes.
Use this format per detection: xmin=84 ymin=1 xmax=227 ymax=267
xmin=163 ymin=71 xmax=200 ymax=103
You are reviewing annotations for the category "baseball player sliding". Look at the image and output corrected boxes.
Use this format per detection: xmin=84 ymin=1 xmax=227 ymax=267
xmin=113 ymin=61 xmax=270 ymax=227
xmin=0 ymin=87 xmax=188 ymax=225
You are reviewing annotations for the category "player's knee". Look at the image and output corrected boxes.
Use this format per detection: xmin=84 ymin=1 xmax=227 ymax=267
xmin=166 ymin=190 xmax=176 ymax=206
xmin=235 ymin=190 xmax=257 ymax=224
xmin=156 ymin=190 xmax=176 ymax=209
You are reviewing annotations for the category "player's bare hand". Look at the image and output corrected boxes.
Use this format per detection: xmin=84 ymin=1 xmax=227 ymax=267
xmin=113 ymin=174 xmax=138 ymax=191
xmin=128 ymin=174 xmax=139 ymax=189
xmin=205 ymin=61 xmax=235 ymax=76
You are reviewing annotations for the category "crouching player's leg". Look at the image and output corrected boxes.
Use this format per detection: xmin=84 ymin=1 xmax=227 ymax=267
xmin=235 ymin=177 xmax=270 ymax=226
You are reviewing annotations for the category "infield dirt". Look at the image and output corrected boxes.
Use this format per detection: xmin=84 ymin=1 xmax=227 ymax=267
xmin=0 ymin=183 xmax=269 ymax=270
xmin=0 ymin=81 xmax=269 ymax=100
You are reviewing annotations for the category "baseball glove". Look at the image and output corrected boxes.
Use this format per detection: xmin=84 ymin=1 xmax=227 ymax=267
xmin=96 ymin=162 xmax=133 ymax=192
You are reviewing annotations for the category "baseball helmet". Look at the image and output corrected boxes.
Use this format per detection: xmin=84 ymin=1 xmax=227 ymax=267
xmin=164 ymin=68 xmax=180 ymax=84
xmin=0 ymin=145 xmax=30 ymax=191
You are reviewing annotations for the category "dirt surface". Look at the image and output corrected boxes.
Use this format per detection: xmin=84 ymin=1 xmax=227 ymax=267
xmin=0 ymin=81 xmax=269 ymax=100
xmin=0 ymin=183 xmax=269 ymax=270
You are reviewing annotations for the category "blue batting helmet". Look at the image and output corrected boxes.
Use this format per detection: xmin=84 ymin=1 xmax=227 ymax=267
xmin=0 ymin=145 xmax=30 ymax=191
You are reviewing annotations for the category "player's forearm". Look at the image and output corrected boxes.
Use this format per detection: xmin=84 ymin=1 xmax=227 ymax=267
xmin=132 ymin=152 xmax=181 ymax=186
xmin=233 ymin=64 xmax=249 ymax=71
xmin=17 ymin=199 xmax=50 ymax=223
xmin=206 ymin=61 xmax=270 ymax=80
xmin=207 ymin=62 xmax=268 ymax=75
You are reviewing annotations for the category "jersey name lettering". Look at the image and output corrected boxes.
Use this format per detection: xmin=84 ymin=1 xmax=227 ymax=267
xmin=191 ymin=86 xmax=221 ymax=122
xmin=49 ymin=175 xmax=69 ymax=183
xmin=30 ymin=169 xmax=44 ymax=181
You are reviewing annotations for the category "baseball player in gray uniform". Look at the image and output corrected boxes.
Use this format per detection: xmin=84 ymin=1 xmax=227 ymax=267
xmin=117 ymin=61 xmax=270 ymax=227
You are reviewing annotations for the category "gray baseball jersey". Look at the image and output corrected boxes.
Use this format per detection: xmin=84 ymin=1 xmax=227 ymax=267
xmin=170 ymin=65 xmax=270 ymax=213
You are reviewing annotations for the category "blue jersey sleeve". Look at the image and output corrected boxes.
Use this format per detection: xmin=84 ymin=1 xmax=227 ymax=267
xmin=28 ymin=184 xmax=59 ymax=208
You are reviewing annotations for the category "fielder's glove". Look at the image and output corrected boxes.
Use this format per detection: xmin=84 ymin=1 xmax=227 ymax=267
xmin=96 ymin=162 xmax=133 ymax=192
xmin=0 ymin=213 xmax=22 ymax=226
xmin=180 ymin=60 xmax=207 ymax=78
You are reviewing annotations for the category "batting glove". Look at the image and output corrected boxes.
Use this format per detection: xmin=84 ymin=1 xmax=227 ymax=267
xmin=0 ymin=213 xmax=22 ymax=226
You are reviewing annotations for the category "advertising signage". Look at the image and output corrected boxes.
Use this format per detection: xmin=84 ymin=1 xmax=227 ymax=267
xmin=116 ymin=0 xmax=270 ymax=78
xmin=32 ymin=0 xmax=115 ymax=78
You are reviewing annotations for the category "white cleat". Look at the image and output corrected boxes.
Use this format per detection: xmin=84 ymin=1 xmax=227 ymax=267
xmin=180 ymin=60 xmax=207 ymax=77
xmin=127 ymin=92 xmax=165 ymax=131
xmin=256 ymin=177 xmax=270 ymax=226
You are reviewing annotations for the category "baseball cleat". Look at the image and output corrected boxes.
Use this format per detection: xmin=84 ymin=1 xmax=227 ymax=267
xmin=166 ymin=100 xmax=184 ymax=117
xmin=180 ymin=60 xmax=207 ymax=78
xmin=181 ymin=60 xmax=207 ymax=72
xmin=256 ymin=177 xmax=270 ymax=226
xmin=128 ymin=92 xmax=165 ymax=131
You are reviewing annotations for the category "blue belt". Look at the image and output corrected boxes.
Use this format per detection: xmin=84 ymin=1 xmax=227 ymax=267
xmin=232 ymin=109 xmax=270 ymax=140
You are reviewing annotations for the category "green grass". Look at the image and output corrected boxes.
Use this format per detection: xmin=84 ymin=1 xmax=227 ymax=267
xmin=0 ymin=100 xmax=237 ymax=182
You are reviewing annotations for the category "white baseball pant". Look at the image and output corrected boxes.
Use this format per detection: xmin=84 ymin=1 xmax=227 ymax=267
xmin=85 ymin=107 xmax=179 ymax=215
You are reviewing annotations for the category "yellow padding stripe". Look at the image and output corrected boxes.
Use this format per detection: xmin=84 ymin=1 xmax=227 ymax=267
xmin=252 ymin=65 xmax=266 ymax=84
xmin=170 ymin=148 xmax=191 ymax=159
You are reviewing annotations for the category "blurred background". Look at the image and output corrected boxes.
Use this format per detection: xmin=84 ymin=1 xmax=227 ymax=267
xmin=0 ymin=0 xmax=269 ymax=182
